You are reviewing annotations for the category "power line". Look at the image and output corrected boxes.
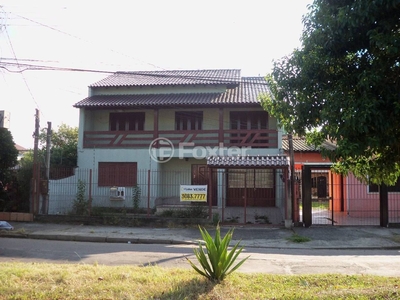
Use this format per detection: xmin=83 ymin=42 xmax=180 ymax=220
xmin=1 ymin=11 xmax=268 ymax=84
xmin=3 ymin=11 xmax=269 ymax=82
xmin=1 ymin=57 xmax=60 ymax=63
xmin=1 ymin=9 xmax=269 ymax=128
xmin=0 ymin=57 xmax=270 ymax=128
xmin=0 ymin=61 xmax=270 ymax=127
xmin=3 ymin=25 xmax=42 ymax=112
xmin=9 ymin=11 xmax=166 ymax=72
xmin=0 ymin=61 xmax=268 ymax=86
xmin=0 ymin=61 xmax=115 ymax=74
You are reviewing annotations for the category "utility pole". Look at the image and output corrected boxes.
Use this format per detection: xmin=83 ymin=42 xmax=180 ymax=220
xmin=41 ymin=121 xmax=51 ymax=214
xmin=288 ymin=133 xmax=295 ymax=224
xmin=31 ymin=109 xmax=40 ymax=215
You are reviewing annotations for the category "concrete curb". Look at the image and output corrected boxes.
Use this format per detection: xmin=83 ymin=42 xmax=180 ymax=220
xmin=2 ymin=232 xmax=400 ymax=250
xmin=2 ymin=224 xmax=400 ymax=250
xmin=0 ymin=232 xmax=198 ymax=246
xmin=0 ymin=233 xmax=28 ymax=239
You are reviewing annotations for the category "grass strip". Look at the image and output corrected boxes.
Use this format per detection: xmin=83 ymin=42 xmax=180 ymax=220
xmin=0 ymin=262 xmax=399 ymax=299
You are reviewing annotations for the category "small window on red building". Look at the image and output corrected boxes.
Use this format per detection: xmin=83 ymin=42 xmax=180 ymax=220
xmin=369 ymin=178 xmax=400 ymax=193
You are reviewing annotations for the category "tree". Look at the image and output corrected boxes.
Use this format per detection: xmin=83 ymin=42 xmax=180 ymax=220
xmin=39 ymin=123 xmax=78 ymax=168
xmin=15 ymin=150 xmax=34 ymax=211
xmin=0 ymin=128 xmax=19 ymax=211
xmin=261 ymin=0 xmax=400 ymax=185
xmin=0 ymin=128 xmax=18 ymax=182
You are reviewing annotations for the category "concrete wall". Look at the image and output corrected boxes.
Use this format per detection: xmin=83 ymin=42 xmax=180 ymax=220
xmin=47 ymin=168 xmax=158 ymax=214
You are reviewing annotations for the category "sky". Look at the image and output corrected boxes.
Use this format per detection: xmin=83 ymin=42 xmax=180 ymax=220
xmin=0 ymin=0 xmax=313 ymax=149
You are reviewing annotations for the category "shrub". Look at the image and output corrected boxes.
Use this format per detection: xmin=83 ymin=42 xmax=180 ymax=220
xmin=72 ymin=179 xmax=88 ymax=215
xmin=132 ymin=185 xmax=141 ymax=211
xmin=287 ymin=234 xmax=311 ymax=243
xmin=186 ymin=224 xmax=249 ymax=282
xmin=254 ymin=213 xmax=271 ymax=224
xmin=159 ymin=204 xmax=208 ymax=219
xmin=212 ymin=213 xmax=220 ymax=226
xmin=180 ymin=204 xmax=208 ymax=218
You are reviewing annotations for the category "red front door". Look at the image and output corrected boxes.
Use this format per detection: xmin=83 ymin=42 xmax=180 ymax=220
xmin=192 ymin=164 xmax=217 ymax=206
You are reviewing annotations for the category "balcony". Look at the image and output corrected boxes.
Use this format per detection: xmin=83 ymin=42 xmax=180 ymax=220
xmin=82 ymin=129 xmax=278 ymax=149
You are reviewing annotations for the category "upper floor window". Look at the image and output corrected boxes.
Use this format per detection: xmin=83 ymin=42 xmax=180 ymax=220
xmin=230 ymin=111 xmax=268 ymax=130
xmin=175 ymin=111 xmax=203 ymax=130
xmin=230 ymin=111 xmax=269 ymax=147
xmin=110 ymin=112 xmax=145 ymax=131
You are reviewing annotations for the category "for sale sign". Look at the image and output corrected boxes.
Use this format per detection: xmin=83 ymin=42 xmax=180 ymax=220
xmin=180 ymin=185 xmax=207 ymax=202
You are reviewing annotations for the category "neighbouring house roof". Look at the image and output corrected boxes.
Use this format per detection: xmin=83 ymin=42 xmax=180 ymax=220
xmin=89 ymin=69 xmax=241 ymax=87
xmin=15 ymin=144 xmax=28 ymax=152
xmin=282 ymin=135 xmax=336 ymax=152
xmin=74 ymin=75 xmax=269 ymax=108
xmin=207 ymin=155 xmax=289 ymax=168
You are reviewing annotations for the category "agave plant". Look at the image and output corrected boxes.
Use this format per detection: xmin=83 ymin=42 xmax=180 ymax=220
xmin=186 ymin=224 xmax=249 ymax=282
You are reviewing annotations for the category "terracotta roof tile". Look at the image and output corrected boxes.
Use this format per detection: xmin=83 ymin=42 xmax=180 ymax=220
xmin=89 ymin=69 xmax=241 ymax=87
xmin=207 ymin=155 xmax=289 ymax=168
xmin=282 ymin=135 xmax=336 ymax=152
xmin=14 ymin=144 xmax=28 ymax=151
xmin=74 ymin=76 xmax=270 ymax=108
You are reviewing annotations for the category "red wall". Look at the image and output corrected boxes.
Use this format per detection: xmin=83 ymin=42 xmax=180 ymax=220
xmin=346 ymin=174 xmax=400 ymax=218
xmin=291 ymin=151 xmax=345 ymax=214
xmin=293 ymin=152 xmax=331 ymax=167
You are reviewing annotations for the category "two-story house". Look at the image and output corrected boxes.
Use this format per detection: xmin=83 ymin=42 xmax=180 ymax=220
xmin=73 ymin=69 xmax=290 ymax=224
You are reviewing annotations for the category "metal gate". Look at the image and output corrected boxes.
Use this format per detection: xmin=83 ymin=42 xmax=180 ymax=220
xmin=300 ymin=165 xmax=390 ymax=226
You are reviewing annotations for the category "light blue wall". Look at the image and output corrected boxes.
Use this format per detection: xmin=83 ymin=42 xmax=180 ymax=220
xmin=77 ymin=148 xmax=160 ymax=170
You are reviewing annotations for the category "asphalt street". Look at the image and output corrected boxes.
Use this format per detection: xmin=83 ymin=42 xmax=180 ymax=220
xmin=1 ymin=221 xmax=400 ymax=276
xmin=1 ymin=237 xmax=400 ymax=276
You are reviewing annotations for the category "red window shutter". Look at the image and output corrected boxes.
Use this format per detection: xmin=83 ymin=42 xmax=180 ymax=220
xmin=98 ymin=162 xmax=137 ymax=187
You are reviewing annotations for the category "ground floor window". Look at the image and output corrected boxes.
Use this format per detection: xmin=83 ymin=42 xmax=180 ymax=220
xmin=228 ymin=169 xmax=273 ymax=188
xmin=98 ymin=162 xmax=137 ymax=187
xmin=226 ymin=169 xmax=275 ymax=207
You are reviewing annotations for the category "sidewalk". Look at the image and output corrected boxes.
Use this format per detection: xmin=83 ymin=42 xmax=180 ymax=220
xmin=1 ymin=221 xmax=400 ymax=249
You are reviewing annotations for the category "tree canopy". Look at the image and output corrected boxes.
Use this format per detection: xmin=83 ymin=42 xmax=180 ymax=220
xmin=0 ymin=128 xmax=18 ymax=182
xmin=39 ymin=123 xmax=78 ymax=168
xmin=261 ymin=0 xmax=400 ymax=185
